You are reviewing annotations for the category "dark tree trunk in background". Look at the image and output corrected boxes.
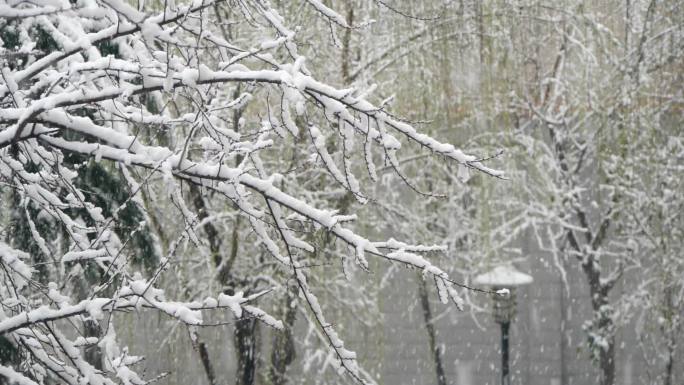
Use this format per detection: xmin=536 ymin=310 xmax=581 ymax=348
xmin=191 ymin=181 xmax=259 ymax=385
xmin=418 ymin=273 xmax=447 ymax=385
xmin=583 ymin=259 xmax=616 ymax=385
xmin=197 ymin=341 xmax=217 ymax=385
xmin=270 ymin=284 xmax=298 ymax=385
xmin=662 ymin=285 xmax=676 ymax=385
xmin=234 ymin=318 xmax=259 ymax=385
xmin=187 ymin=177 xmax=222 ymax=385
xmin=83 ymin=319 xmax=103 ymax=370
xmin=341 ymin=0 xmax=354 ymax=84
xmin=187 ymin=79 xmax=260 ymax=385
xmin=501 ymin=321 xmax=510 ymax=385
xmin=559 ymin=272 xmax=569 ymax=385
xmin=664 ymin=343 xmax=674 ymax=385
xmin=600 ymin=337 xmax=615 ymax=385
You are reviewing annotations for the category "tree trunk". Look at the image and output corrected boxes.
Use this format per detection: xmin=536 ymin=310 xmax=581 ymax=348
xmin=341 ymin=0 xmax=354 ymax=84
xmin=269 ymin=284 xmax=298 ymax=385
xmin=83 ymin=319 xmax=103 ymax=370
xmin=559 ymin=273 xmax=568 ymax=385
xmin=234 ymin=318 xmax=259 ymax=385
xmin=197 ymin=341 xmax=217 ymax=385
xmin=584 ymin=260 xmax=616 ymax=385
xmin=664 ymin=345 xmax=673 ymax=385
xmin=417 ymin=273 xmax=447 ymax=385
xmin=187 ymin=81 xmax=259 ymax=385
xmin=599 ymin=337 xmax=615 ymax=385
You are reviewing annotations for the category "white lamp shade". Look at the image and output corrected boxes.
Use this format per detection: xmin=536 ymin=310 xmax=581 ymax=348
xmin=474 ymin=265 xmax=533 ymax=287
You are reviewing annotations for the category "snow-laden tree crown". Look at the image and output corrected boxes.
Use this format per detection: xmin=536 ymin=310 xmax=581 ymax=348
xmin=0 ymin=0 xmax=501 ymax=384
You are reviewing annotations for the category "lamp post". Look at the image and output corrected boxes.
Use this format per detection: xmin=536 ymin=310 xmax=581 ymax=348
xmin=474 ymin=265 xmax=533 ymax=385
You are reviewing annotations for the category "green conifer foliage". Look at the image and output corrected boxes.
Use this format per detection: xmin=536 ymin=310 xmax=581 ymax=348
xmin=1 ymin=19 xmax=158 ymax=370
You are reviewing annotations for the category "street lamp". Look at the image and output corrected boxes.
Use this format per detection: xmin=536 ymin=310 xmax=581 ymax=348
xmin=474 ymin=265 xmax=533 ymax=385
